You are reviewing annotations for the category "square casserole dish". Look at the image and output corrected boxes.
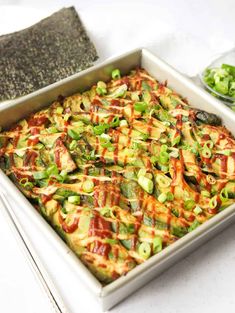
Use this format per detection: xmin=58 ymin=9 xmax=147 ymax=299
xmin=1 ymin=48 xmax=235 ymax=311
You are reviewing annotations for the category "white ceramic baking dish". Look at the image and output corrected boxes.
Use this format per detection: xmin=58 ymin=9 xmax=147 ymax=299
xmin=1 ymin=48 xmax=235 ymax=311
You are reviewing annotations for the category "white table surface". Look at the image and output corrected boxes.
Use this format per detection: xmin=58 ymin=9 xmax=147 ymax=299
xmin=0 ymin=1 xmax=235 ymax=313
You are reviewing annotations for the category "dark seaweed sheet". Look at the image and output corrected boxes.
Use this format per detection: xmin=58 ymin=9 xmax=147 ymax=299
xmin=0 ymin=7 xmax=98 ymax=101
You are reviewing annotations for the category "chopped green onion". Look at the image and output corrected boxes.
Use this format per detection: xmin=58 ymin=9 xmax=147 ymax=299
xmin=69 ymin=140 xmax=77 ymax=150
xmin=143 ymin=91 xmax=151 ymax=103
xmin=82 ymin=180 xmax=94 ymax=193
xmin=152 ymin=237 xmax=162 ymax=254
xmin=68 ymin=195 xmax=80 ymax=204
xmin=156 ymin=174 xmax=171 ymax=188
xmin=140 ymin=133 xmax=149 ymax=141
xmin=93 ymin=123 xmax=109 ymax=135
xmin=160 ymin=137 xmax=167 ymax=144
xmin=204 ymin=140 xmax=214 ymax=149
xmin=33 ymin=171 xmax=48 ymax=180
xmin=150 ymin=156 xmax=158 ymax=164
xmin=201 ymin=190 xmax=210 ymax=198
xmin=138 ymin=175 xmax=153 ymax=194
xmin=172 ymin=135 xmax=181 ymax=146
xmin=209 ymin=196 xmax=218 ymax=209
xmin=110 ymin=116 xmax=120 ymax=128
xmin=193 ymin=205 xmax=203 ymax=215
xmin=19 ymin=178 xmax=34 ymax=189
xmin=184 ymin=199 xmax=195 ymax=210
xmin=67 ymin=129 xmax=81 ymax=140
xmin=141 ymin=81 xmax=151 ymax=91
xmin=158 ymin=192 xmax=167 ymax=203
xmin=160 ymin=144 xmax=168 ymax=153
xmin=46 ymin=164 xmax=59 ymax=176
xmin=56 ymin=107 xmax=63 ymax=114
xmin=172 ymin=208 xmax=179 ymax=217
xmin=47 ymin=126 xmax=58 ymax=134
xmin=159 ymin=151 xmax=169 ymax=165
xmin=137 ymin=168 xmax=146 ymax=178
xmin=134 ymin=101 xmax=148 ymax=112
xmin=220 ymin=150 xmax=232 ymax=156
xmin=220 ymin=188 xmax=229 ymax=202
xmin=201 ymin=147 xmax=212 ymax=158
xmin=111 ymin=69 xmax=121 ymax=80
xmin=105 ymin=238 xmax=119 ymax=244
xmin=166 ymin=191 xmax=174 ymax=201
xmin=138 ymin=242 xmax=151 ymax=259
xmin=35 ymin=143 xmax=44 ymax=150
xmin=96 ymin=81 xmax=107 ymax=95
xmin=188 ymin=220 xmax=201 ymax=232
xmin=100 ymin=207 xmax=112 ymax=217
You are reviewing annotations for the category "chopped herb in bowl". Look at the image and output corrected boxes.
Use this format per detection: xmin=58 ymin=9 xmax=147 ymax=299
xmin=202 ymin=64 xmax=235 ymax=107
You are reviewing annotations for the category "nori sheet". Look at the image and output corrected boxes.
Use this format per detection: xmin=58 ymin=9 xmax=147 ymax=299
xmin=0 ymin=7 xmax=98 ymax=101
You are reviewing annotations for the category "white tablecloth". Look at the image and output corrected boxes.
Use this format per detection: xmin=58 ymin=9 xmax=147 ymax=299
xmin=0 ymin=1 xmax=235 ymax=312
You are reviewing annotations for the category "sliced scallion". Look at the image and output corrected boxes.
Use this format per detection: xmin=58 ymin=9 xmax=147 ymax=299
xmin=68 ymin=129 xmax=81 ymax=140
xmin=138 ymin=175 xmax=153 ymax=194
xmin=153 ymin=237 xmax=162 ymax=254
xmin=138 ymin=242 xmax=151 ymax=259
xmin=111 ymin=69 xmax=121 ymax=80
xmin=33 ymin=171 xmax=48 ymax=180
xmin=184 ymin=199 xmax=195 ymax=210
xmin=134 ymin=101 xmax=147 ymax=113
xmin=193 ymin=205 xmax=203 ymax=215
xmin=68 ymin=195 xmax=80 ymax=205
xmin=158 ymin=192 xmax=167 ymax=203
xmin=82 ymin=180 xmax=94 ymax=193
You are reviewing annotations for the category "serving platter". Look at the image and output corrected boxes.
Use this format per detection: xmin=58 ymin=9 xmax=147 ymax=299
xmin=1 ymin=48 xmax=235 ymax=311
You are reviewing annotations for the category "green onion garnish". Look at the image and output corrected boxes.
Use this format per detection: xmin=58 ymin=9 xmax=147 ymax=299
xmin=172 ymin=135 xmax=181 ymax=146
xmin=220 ymin=188 xmax=229 ymax=202
xmin=67 ymin=129 xmax=81 ymax=140
xmin=158 ymin=192 xmax=167 ymax=203
xmin=47 ymin=126 xmax=58 ymax=134
xmin=152 ymin=237 xmax=162 ymax=254
xmin=93 ymin=123 xmax=109 ymax=135
xmin=166 ymin=191 xmax=174 ymax=201
xmin=138 ymin=175 xmax=153 ymax=194
xmin=46 ymin=164 xmax=59 ymax=176
xmin=159 ymin=151 xmax=169 ymax=165
xmin=68 ymin=195 xmax=80 ymax=205
xmin=111 ymin=69 xmax=121 ymax=80
xmin=56 ymin=107 xmax=63 ymax=114
xmin=33 ymin=171 xmax=48 ymax=180
xmin=188 ymin=220 xmax=201 ymax=232
xmin=156 ymin=174 xmax=171 ymax=188
xmin=193 ymin=205 xmax=203 ymax=215
xmin=82 ymin=180 xmax=94 ymax=193
xmin=110 ymin=116 xmax=120 ymax=128
xmin=209 ymin=196 xmax=218 ymax=209
xmin=184 ymin=199 xmax=195 ymax=210
xmin=201 ymin=147 xmax=212 ymax=158
xmin=96 ymin=81 xmax=107 ymax=95
xmin=134 ymin=101 xmax=148 ymax=112
xmin=204 ymin=140 xmax=214 ymax=149
xmin=138 ymin=242 xmax=151 ymax=259
xmin=69 ymin=140 xmax=77 ymax=150
xmin=201 ymin=190 xmax=210 ymax=198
